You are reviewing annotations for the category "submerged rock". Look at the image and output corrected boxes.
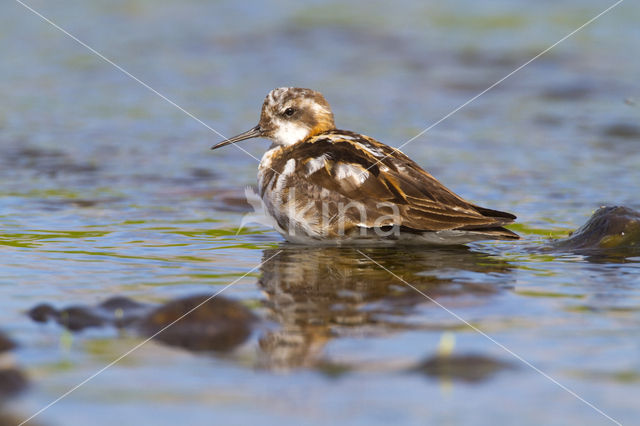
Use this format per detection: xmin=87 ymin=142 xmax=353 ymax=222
xmin=0 ymin=331 xmax=28 ymax=400
xmin=413 ymin=354 xmax=514 ymax=383
xmin=28 ymin=296 xmax=150 ymax=331
xmin=137 ymin=295 xmax=256 ymax=352
xmin=28 ymin=295 xmax=256 ymax=353
xmin=0 ymin=333 xmax=15 ymax=353
xmin=0 ymin=369 xmax=27 ymax=401
xmin=552 ymin=206 xmax=640 ymax=252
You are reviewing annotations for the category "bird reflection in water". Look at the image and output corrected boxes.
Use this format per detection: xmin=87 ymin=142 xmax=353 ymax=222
xmin=257 ymin=246 xmax=515 ymax=371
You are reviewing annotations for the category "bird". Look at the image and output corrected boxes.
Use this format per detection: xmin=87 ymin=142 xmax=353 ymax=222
xmin=211 ymin=87 xmax=519 ymax=245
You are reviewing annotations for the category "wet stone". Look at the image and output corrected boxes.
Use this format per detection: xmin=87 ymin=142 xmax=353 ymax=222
xmin=413 ymin=354 xmax=515 ymax=383
xmin=0 ymin=333 xmax=15 ymax=353
xmin=137 ymin=295 xmax=256 ymax=352
xmin=28 ymin=304 xmax=106 ymax=331
xmin=98 ymin=296 xmax=147 ymax=311
xmin=98 ymin=296 xmax=151 ymax=328
xmin=0 ymin=369 xmax=28 ymax=401
xmin=552 ymin=206 xmax=640 ymax=252
xmin=0 ymin=413 xmax=32 ymax=426
xmin=28 ymin=297 xmax=153 ymax=331
xmin=57 ymin=307 xmax=108 ymax=331
xmin=0 ymin=331 xmax=28 ymax=401
xmin=27 ymin=303 xmax=59 ymax=323
xmin=28 ymin=295 xmax=256 ymax=353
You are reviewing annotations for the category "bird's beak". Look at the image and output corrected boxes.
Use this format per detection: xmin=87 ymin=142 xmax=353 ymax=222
xmin=211 ymin=125 xmax=263 ymax=150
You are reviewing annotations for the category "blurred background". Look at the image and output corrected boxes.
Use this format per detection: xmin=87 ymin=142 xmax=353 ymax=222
xmin=0 ymin=0 xmax=639 ymax=425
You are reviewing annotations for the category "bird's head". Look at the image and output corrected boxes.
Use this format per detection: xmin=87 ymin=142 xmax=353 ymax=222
xmin=212 ymin=87 xmax=336 ymax=150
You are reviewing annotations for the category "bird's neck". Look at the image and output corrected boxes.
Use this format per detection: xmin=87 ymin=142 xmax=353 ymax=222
xmin=308 ymin=117 xmax=335 ymax=138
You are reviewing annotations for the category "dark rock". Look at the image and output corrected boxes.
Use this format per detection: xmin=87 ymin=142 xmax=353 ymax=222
xmin=137 ymin=295 xmax=256 ymax=352
xmin=0 ymin=331 xmax=27 ymax=401
xmin=57 ymin=306 xmax=106 ymax=331
xmin=28 ymin=295 xmax=257 ymax=353
xmin=28 ymin=297 xmax=153 ymax=331
xmin=27 ymin=303 xmax=59 ymax=323
xmin=414 ymin=354 xmax=515 ymax=383
xmin=0 ymin=413 xmax=31 ymax=426
xmin=0 ymin=369 xmax=28 ymax=400
xmin=97 ymin=296 xmax=152 ymax=328
xmin=552 ymin=206 xmax=640 ymax=252
xmin=98 ymin=296 xmax=147 ymax=311
xmin=0 ymin=333 xmax=15 ymax=353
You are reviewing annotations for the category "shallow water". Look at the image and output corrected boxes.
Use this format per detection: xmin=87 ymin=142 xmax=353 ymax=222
xmin=1 ymin=0 xmax=640 ymax=425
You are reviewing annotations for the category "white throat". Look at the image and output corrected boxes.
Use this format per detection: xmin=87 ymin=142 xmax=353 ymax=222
xmin=272 ymin=120 xmax=309 ymax=146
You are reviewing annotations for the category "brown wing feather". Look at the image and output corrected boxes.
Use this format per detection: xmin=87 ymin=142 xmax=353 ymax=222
xmin=269 ymin=130 xmax=517 ymax=233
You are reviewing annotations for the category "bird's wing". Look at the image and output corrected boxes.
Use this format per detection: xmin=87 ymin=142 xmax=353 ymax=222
xmin=265 ymin=131 xmax=516 ymax=233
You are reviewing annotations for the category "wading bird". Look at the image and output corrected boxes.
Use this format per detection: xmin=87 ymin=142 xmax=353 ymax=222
xmin=212 ymin=87 xmax=519 ymax=245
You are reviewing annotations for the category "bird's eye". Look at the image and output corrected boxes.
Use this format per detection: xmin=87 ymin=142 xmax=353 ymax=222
xmin=284 ymin=107 xmax=295 ymax=117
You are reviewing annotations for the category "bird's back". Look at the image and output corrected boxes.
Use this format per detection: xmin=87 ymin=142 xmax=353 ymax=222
xmin=257 ymin=130 xmax=519 ymax=245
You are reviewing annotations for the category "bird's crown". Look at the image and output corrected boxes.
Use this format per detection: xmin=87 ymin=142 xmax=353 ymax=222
xmin=259 ymin=87 xmax=336 ymax=146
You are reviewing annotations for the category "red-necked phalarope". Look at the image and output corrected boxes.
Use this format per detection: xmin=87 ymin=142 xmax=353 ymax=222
xmin=212 ymin=87 xmax=519 ymax=245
